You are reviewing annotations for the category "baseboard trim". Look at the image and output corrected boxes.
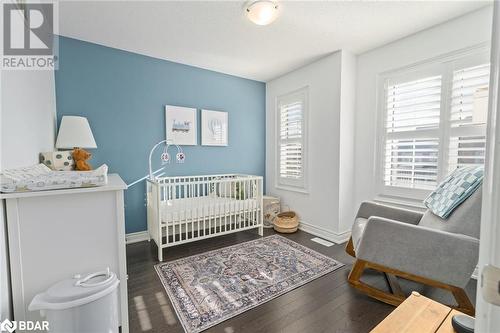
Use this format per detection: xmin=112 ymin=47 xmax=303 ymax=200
xmin=125 ymin=231 xmax=149 ymax=244
xmin=298 ymin=221 xmax=351 ymax=245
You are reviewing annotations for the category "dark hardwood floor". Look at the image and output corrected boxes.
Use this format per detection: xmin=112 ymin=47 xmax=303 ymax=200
xmin=126 ymin=229 xmax=477 ymax=333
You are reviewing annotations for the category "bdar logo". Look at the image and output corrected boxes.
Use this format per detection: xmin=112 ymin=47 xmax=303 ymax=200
xmin=0 ymin=319 xmax=17 ymax=333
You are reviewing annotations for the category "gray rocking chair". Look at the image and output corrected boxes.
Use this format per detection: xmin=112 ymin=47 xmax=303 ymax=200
xmin=346 ymin=186 xmax=481 ymax=316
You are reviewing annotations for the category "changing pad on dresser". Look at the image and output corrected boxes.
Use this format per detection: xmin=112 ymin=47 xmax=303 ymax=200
xmin=0 ymin=164 xmax=108 ymax=193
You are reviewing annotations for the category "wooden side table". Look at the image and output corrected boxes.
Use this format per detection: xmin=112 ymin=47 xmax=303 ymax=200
xmin=371 ymin=291 xmax=473 ymax=333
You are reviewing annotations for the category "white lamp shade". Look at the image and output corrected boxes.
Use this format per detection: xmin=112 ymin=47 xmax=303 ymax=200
xmin=56 ymin=116 xmax=97 ymax=149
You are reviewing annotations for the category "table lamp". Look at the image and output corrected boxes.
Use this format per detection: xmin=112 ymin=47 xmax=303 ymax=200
xmin=55 ymin=116 xmax=97 ymax=170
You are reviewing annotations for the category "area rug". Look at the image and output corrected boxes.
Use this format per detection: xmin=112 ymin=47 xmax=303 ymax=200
xmin=155 ymin=235 xmax=344 ymax=333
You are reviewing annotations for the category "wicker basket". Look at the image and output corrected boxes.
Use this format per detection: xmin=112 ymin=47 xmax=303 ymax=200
xmin=273 ymin=211 xmax=299 ymax=233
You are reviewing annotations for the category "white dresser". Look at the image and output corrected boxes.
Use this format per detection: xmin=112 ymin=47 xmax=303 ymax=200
xmin=0 ymin=174 xmax=129 ymax=332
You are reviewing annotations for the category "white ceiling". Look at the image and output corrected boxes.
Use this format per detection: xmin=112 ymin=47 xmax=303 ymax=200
xmin=59 ymin=1 xmax=491 ymax=82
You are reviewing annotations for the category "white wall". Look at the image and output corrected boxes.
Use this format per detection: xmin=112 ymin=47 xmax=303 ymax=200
xmin=476 ymin=3 xmax=500 ymax=331
xmin=266 ymin=50 xmax=356 ymax=243
xmin=353 ymin=6 xmax=493 ymax=209
xmin=339 ymin=50 xmax=357 ymax=232
xmin=0 ymin=69 xmax=57 ymax=320
xmin=1 ymin=71 xmax=57 ymax=169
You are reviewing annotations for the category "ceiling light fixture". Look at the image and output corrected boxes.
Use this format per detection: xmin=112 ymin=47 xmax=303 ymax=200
xmin=246 ymin=1 xmax=279 ymax=26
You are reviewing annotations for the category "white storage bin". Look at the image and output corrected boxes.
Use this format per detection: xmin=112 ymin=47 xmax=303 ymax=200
xmin=29 ymin=268 xmax=120 ymax=333
xmin=263 ymin=195 xmax=281 ymax=228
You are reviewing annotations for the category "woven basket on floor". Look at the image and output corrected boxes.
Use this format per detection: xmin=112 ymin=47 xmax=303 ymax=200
xmin=273 ymin=211 xmax=299 ymax=233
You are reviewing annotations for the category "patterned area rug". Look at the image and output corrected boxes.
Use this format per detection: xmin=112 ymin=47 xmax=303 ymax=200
xmin=155 ymin=235 xmax=344 ymax=333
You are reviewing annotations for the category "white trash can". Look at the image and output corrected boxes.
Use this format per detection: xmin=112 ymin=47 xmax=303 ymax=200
xmin=29 ymin=268 xmax=120 ymax=333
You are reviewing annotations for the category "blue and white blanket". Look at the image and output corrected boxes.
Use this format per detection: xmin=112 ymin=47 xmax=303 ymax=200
xmin=424 ymin=166 xmax=484 ymax=219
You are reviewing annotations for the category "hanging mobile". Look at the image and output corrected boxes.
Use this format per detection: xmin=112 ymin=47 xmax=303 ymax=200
xmin=161 ymin=145 xmax=170 ymax=164
xmin=176 ymin=146 xmax=185 ymax=163
xmin=148 ymin=140 xmax=187 ymax=180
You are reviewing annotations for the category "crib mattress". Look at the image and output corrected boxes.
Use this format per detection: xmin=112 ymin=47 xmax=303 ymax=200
xmin=160 ymin=196 xmax=259 ymax=223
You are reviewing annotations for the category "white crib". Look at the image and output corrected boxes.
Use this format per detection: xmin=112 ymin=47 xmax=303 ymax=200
xmin=146 ymin=174 xmax=263 ymax=261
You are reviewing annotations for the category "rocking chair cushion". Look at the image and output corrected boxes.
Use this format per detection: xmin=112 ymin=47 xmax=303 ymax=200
xmin=419 ymin=186 xmax=482 ymax=239
xmin=352 ymin=201 xmax=423 ymax=252
xmin=351 ymin=217 xmax=368 ymax=251
xmin=356 ymin=216 xmax=479 ymax=287
xmin=356 ymin=201 xmax=423 ymax=224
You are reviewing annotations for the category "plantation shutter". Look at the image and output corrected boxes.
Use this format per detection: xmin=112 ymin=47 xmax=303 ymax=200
xmin=448 ymin=64 xmax=489 ymax=172
xmin=450 ymin=64 xmax=490 ymax=128
xmin=384 ymin=138 xmax=439 ymax=190
xmin=278 ymin=89 xmax=307 ymax=188
xmin=384 ymin=75 xmax=442 ymax=189
xmin=386 ymin=75 xmax=442 ymax=133
xmin=448 ymin=136 xmax=486 ymax=171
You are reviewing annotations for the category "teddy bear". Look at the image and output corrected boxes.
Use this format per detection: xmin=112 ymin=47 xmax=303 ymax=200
xmin=72 ymin=148 xmax=93 ymax=171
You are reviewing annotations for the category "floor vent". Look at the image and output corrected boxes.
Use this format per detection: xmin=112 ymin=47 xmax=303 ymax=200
xmin=311 ymin=237 xmax=334 ymax=247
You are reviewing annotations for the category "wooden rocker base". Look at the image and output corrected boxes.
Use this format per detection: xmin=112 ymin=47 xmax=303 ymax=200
xmin=345 ymin=237 xmax=475 ymax=316
xmin=345 ymin=237 xmax=355 ymax=257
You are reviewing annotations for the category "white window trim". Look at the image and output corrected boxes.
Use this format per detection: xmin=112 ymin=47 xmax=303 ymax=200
xmin=275 ymin=86 xmax=309 ymax=193
xmin=375 ymin=43 xmax=490 ymax=201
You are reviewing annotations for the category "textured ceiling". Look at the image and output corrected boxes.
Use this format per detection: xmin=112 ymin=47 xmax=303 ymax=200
xmin=59 ymin=1 xmax=491 ymax=81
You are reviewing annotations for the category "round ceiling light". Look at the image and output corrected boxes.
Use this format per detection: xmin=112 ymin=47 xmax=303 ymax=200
xmin=246 ymin=1 xmax=279 ymax=26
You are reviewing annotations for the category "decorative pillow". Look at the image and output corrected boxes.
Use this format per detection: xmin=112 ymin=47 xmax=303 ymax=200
xmin=424 ymin=166 xmax=484 ymax=219
xmin=40 ymin=151 xmax=74 ymax=171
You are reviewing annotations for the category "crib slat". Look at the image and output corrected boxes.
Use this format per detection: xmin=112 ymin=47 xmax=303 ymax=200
xmin=218 ymin=193 xmax=221 ymax=233
xmin=240 ymin=180 xmax=243 ymax=230
xmin=185 ymin=182 xmax=188 ymax=241
xmin=241 ymin=180 xmax=244 ymax=229
xmin=250 ymin=179 xmax=253 ymax=228
xmin=167 ymin=185 xmax=172 ymax=244
xmin=207 ymin=193 xmax=211 ymax=237
xmin=253 ymin=179 xmax=256 ymax=227
xmin=254 ymin=179 xmax=257 ymax=227
xmin=229 ymin=179 xmax=232 ymax=232
xmin=233 ymin=179 xmax=236 ymax=231
xmin=184 ymin=200 xmax=189 ymax=240
xmin=245 ymin=179 xmax=248 ymax=229
xmin=198 ymin=205 xmax=201 ymax=239
xmin=248 ymin=179 xmax=251 ymax=228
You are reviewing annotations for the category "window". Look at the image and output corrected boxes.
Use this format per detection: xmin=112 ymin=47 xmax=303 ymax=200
xmin=380 ymin=51 xmax=490 ymax=195
xmin=277 ymin=87 xmax=308 ymax=190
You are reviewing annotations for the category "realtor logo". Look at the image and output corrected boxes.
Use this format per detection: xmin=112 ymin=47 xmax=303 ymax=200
xmin=2 ymin=2 xmax=58 ymax=70
xmin=3 ymin=3 xmax=53 ymax=55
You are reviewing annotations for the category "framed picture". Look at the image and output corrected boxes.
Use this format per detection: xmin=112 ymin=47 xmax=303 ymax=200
xmin=201 ymin=110 xmax=228 ymax=146
xmin=165 ymin=105 xmax=197 ymax=145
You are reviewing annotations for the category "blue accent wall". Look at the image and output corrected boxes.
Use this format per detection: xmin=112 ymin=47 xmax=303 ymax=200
xmin=55 ymin=36 xmax=266 ymax=233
